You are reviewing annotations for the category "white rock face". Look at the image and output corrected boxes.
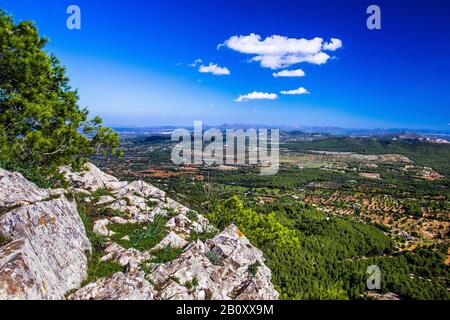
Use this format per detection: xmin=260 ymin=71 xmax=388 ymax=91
xmin=101 ymin=242 xmax=152 ymax=273
xmin=0 ymin=196 xmax=91 ymax=299
xmin=93 ymin=219 xmax=114 ymax=237
xmin=114 ymin=180 xmax=166 ymax=200
xmin=0 ymin=168 xmax=49 ymax=207
xmin=69 ymin=272 xmax=155 ymax=300
xmin=60 ymin=162 xmax=119 ymax=191
xmin=149 ymin=225 xmax=279 ymax=300
xmin=152 ymin=232 xmax=188 ymax=251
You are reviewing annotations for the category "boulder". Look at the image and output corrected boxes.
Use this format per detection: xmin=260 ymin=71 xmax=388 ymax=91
xmin=152 ymin=232 xmax=189 ymax=251
xmin=114 ymin=180 xmax=165 ymax=200
xmin=60 ymin=163 xmax=119 ymax=191
xmin=0 ymin=168 xmax=49 ymax=207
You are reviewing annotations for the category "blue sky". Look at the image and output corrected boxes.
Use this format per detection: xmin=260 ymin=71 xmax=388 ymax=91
xmin=2 ymin=0 xmax=450 ymax=129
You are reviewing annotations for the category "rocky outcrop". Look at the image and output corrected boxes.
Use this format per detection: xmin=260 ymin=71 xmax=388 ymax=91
xmin=0 ymin=163 xmax=278 ymax=300
xmin=59 ymin=163 xmax=121 ymax=192
xmin=0 ymin=171 xmax=91 ymax=300
xmin=69 ymin=272 xmax=155 ymax=300
xmin=0 ymin=168 xmax=49 ymax=207
xmin=148 ymin=225 xmax=278 ymax=300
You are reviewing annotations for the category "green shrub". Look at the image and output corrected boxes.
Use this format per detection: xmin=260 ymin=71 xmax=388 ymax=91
xmin=146 ymin=199 xmax=158 ymax=210
xmin=0 ymin=233 xmax=11 ymax=247
xmin=187 ymin=210 xmax=198 ymax=222
xmin=75 ymin=195 xmax=124 ymax=286
xmin=81 ymin=251 xmax=124 ymax=287
xmin=205 ymin=250 xmax=222 ymax=266
xmin=248 ymin=261 xmax=261 ymax=277
xmin=90 ymin=188 xmax=113 ymax=201
xmin=150 ymin=245 xmax=183 ymax=263
xmin=184 ymin=276 xmax=199 ymax=289
xmin=109 ymin=215 xmax=168 ymax=251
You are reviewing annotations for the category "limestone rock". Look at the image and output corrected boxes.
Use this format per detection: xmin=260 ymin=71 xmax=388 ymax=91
xmin=68 ymin=272 xmax=155 ymax=300
xmin=0 ymin=168 xmax=49 ymax=207
xmin=114 ymin=180 xmax=165 ymax=200
xmin=0 ymin=197 xmax=91 ymax=299
xmin=0 ymin=238 xmax=43 ymax=299
xmin=165 ymin=214 xmax=193 ymax=236
xmin=60 ymin=163 xmax=118 ymax=191
xmin=101 ymin=242 xmax=152 ymax=273
xmin=96 ymin=195 xmax=115 ymax=205
xmin=93 ymin=219 xmax=114 ymax=237
xmin=149 ymin=225 xmax=279 ymax=300
xmin=152 ymin=232 xmax=189 ymax=251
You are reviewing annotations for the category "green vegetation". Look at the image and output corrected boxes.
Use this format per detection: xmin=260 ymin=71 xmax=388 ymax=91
xmin=283 ymin=137 xmax=450 ymax=176
xmin=150 ymin=245 xmax=183 ymax=263
xmin=76 ymin=194 xmax=124 ymax=286
xmin=205 ymin=250 xmax=222 ymax=266
xmin=208 ymin=196 xmax=300 ymax=250
xmin=208 ymin=196 xmax=449 ymax=300
xmin=184 ymin=276 xmax=199 ymax=289
xmin=90 ymin=188 xmax=114 ymax=201
xmin=187 ymin=210 xmax=199 ymax=222
xmin=109 ymin=215 xmax=168 ymax=251
xmin=92 ymin=133 xmax=449 ymax=300
xmin=0 ymin=204 xmax=20 ymax=216
xmin=146 ymin=199 xmax=158 ymax=210
xmin=248 ymin=261 xmax=261 ymax=277
xmin=169 ymin=275 xmax=180 ymax=284
xmin=0 ymin=233 xmax=11 ymax=247
xmin=0 ymin=11 xmax=121 ymax=186
xmin=403 ymin=200 xmax=422 ymax=218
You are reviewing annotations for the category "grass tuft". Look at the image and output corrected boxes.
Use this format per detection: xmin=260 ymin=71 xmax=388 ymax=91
xmin=150 ymin=245 xmax=183 ymax=263
xmin=109 ymin=215 xmax=168 ymax=251
xmin=205 ymin=250 xmax=222 ymax=266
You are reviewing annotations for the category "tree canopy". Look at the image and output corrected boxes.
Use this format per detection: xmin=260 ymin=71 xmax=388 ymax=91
xmin=0 ymin=10 xmax=121 ymax=185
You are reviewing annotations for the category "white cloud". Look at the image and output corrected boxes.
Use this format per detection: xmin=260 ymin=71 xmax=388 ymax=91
xmin=280 ymin=87 xmax=310 ymax=95
xmin=188 ymin=58 xmax=202 ymax=67
xmin=219 ymin=33 xmax=342 ymax=69
xmin=322 ymin=38 xmax=342 ymax=51
xmin=235 ymin=91 xmax=278 ymax=102
xmin=198 ymin=63 xmax=230 ymax=75
xmin=272 ymin=69 xmax=305 ymax=78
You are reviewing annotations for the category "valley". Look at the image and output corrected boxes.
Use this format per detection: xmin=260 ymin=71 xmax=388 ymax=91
xmin=92 ymin=131 xmax=450 ymax=299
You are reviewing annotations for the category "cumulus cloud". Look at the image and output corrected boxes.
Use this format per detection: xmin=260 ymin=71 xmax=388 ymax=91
xmin=198 ymin=63 xmax=230 ymax=75
xmin=280 ymin=87 xmax=310 ymax=95
xmin=272 ymin=69 xmax=306 ymax=78
xmin=322 ymin=38 xmax=342 ymax=51
xmin=219 ymin=33 xmax=342 ymax=69
xmin=235 ymin=91 xmax=278 ymax=102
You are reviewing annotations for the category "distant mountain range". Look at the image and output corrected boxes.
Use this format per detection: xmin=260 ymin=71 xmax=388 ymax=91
xmin=112 ymin=125 xmax=450 ymax=141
